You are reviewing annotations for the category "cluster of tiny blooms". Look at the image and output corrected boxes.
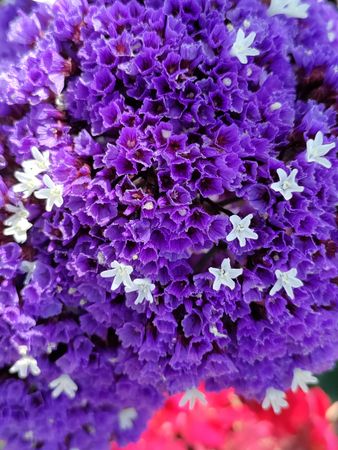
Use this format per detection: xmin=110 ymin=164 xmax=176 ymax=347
xmin=0 ymin=0 xmax=337 ymax=448
xmin=112 ymin=386 xmax=338 ymax=450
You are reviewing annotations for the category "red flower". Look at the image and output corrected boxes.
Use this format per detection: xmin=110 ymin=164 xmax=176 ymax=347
xmin=113 ymin=387 xmax=338 ymax=450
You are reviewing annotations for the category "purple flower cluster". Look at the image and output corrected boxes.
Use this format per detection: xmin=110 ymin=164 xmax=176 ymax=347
xmin=0 ymin=0 xmax=337 ymax=447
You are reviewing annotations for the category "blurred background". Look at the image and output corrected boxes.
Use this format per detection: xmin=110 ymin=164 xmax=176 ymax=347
xmin=112 ymin=366 xmax=338 ymax=450
xmin=320 ymin=363 xmax=338 ymax=403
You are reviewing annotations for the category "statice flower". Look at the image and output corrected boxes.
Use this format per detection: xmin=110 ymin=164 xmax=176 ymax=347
xmin=0 ymin=0 xmax=337 ymax=448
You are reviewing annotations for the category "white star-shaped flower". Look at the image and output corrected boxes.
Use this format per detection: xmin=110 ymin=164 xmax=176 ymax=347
xmin=226 ymin=214 xmax=258 ymax=247
xmin=179 ymin=388 xmax=207 ymax=410
xmin=269 ymin=268 xmax=303 ymax=300
xmin=118 ymin=407 xmax=138 ymax=430
xmin=267 ymin=0 xmax=309 ymax=19
xmin=49 ymin=374 xmax=78 ymax=399
xmin=291 ymin=368 xmax=318 ymax=393
xmin=13 ymin=170 xmax=42 ymax=198
xmin=34 ymin=174 xmax=64 ymax=211
xmin=262 ymin=387 xmax=288 ymax=414
xmin=9 ymin=346 xmax=41 ymax=379
xmin=125 ymin=278 xmax=155 ymax=305
xmin=4 ymin=203 xmax=32 ymax=243
xmin=100 ymin=261 xmax=134 ymax=290
xmin=306 ymin=131 xmax=335 ymax=168
xmin=230 ymin=28 xmax=260 ymax=64
xmin=271 ymin=168 xmax=304 ymax=201
xmin=208 ymin=258 xmax=243 ymax=291
xmin=22 ymin=146 xmax=50 ymax=175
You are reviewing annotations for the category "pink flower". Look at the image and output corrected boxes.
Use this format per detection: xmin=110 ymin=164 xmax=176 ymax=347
xmin=113 ymin=387 xmax=338 ymax=450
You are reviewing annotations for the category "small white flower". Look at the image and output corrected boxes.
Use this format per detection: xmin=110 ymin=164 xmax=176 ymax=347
xmin=3 ymin=222 xmax=31 ymax=243
xmin=125 ymin=278 xmax=155 ymax=305
xmin=270 ymin=102 xmax=282 ymax=111
xmin=23 ymin=431 xmax=34 ymax=442
xmin=46 ymin=342 xmax=57 ymax=354
xmin=4 ymin=203 xmax=30 ymax=226
xmin=270 ymin=268 xmax=303 ymax=300
xmin=34 ymin=174 xmax=64 ymax=211
xmin=306 ymin=131 xmax=335 ymax=168
xmin=49 ymin=374 xmax=78 ymax=399
xmin=22 ymin=146 xmax=50 ymax=175
xmin=143 ymin=201 xmax=154 ymax=210
xmin=13 ymin=170 xmax=42 ymax=198
xmin=230 ymin=28 xmax=260 ymax=64
xmin=33 ymin=0 xmax=57 ymax=5
xmin=100 ymin=261 xmax=134 ymax=290
xmin=4 ymin=203 xmax=32 ymax=243
xmin=223 ymin=77 xmax=232 ymax=87
xmin=267 ymin=0 xmax=309 ymax=19
xmin=262 ymin=387 xmax=288 ymax=414
xmin=118 ymin=407 xmax=138 ymax=430
xmin=327 ymin=20 xmax=335 ymax=43
xmin=209 ymin=325 xmax=227 ymax=338
xmin=97 ymin=251 xmax=106 ymax=265
xmin=208 ymin=258 xmax=243 ymax=291
xmin=20 ymin=260 xmax=37 ymax=285
xmin=291 ymin=368 xmax=318 ymax=393
xmin=9 ymin=346 xmax=41 ymax=379
xmin=226 ymin=214 xmax=258 ymax=247
xmin=179 ymin=388 xmax=207 ymax=410
xmin=271 ymin=168 xmax=304 ymax=201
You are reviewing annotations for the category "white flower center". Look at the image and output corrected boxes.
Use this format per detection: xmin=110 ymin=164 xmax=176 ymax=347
xmin=51 ymin=185 xmax=62 ymax=197
xmin=223 ymin=77 xmax=232 ymax=87
xmin=143 ymin=201 xmax=154 ymax=210
xmin=280 ymin=273 xmax=290 ymax=283
xmin=282 ymin=180 xmax=291 ymax=190
xmin=270 ymin=102 xmax=282 ymax=111
xmin=236 ymin=224 xmax=245 ymax=233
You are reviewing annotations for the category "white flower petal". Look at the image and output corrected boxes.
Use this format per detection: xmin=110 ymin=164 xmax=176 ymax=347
xmin=291 ymin=368 xmax=318 ymax=393
xmin=49 ymin=374 xmax=78 ymax=399
xmin=270 ymin=268 xmax=303 ymax=299
xmin=3 ymin=203 xmax=32 ymax=243
xmin=9 ymin=353 xmax=40 ymax=379
xmin=267 ymin=0 xmax=309 ymax=19
xmin=230 ymin=28 xmax=260 ymax=65
xmin=262 ymin=388 xmax=288 ymax=414
xmin=179 ymin=388 xmax=207 ymax=410
xmin=271 ymin=168 xmax=304 ymax=201
xmin=119 ymin=408 xmax=138 ymax=430
xmin=226 ymin=214 xmax=258 ymax=247
xmin=126 ymin=278 xmax=155 ymax=305
xmin=209 ymin=258 xmax=243 ymax=291
xmin=306 ymin=131 xmax=335 ymax=168
xmin=100 ymin=261 xmax=134 ymax=291
xmin=34 ymin=176 xmax=63 ymax=211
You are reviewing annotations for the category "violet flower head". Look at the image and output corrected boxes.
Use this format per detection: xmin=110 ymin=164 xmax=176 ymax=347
xmin=0 ymin=0 xmax=337 ymax=448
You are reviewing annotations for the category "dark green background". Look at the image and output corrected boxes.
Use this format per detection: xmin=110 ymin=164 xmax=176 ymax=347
xmin=320 ymin=363 xmax=338 ymax=401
